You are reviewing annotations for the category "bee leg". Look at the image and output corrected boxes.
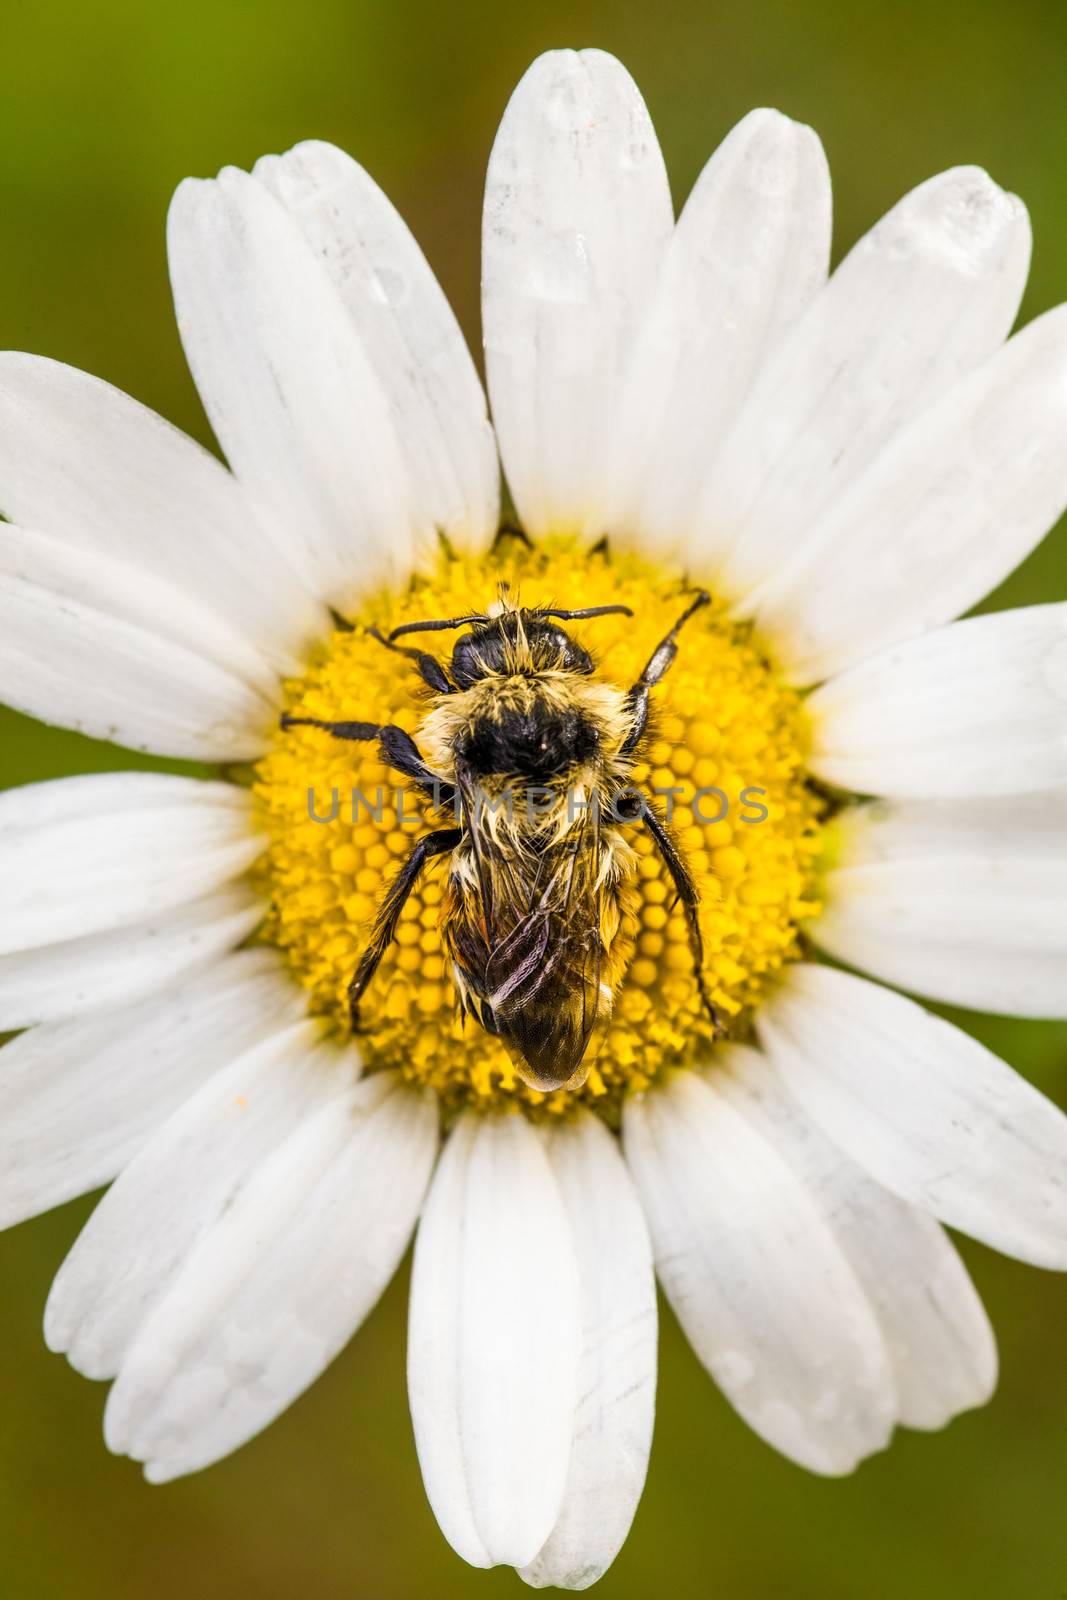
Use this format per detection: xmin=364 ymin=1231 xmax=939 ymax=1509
xmin=281 ymin=715 xmax=379 ymax=740
xmin=639 ymin=806 xmax=724 ymax=1036
xmin=368 ymin=628 xmax=455 ymax=695
xmin=620 ymin=589 xmax=711 ymax=755
xmin=347 ymin=827 xmax=463 ymax=1030
xmin=377 ymin=726 xmax=456 ymax=807
xmin=280 ymin=716 xmax=454 ymax=807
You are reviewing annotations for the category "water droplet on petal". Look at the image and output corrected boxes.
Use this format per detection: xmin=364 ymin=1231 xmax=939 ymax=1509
xmin=371 ymin=266 xmax=408 ymax=308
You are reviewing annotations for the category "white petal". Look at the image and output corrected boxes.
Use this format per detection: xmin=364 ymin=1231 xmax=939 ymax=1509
xmin=0 ymin=950 xmax=304 ymax=1229
xmin=168 ymin=168 xmax=417 ymax=607
xmin=606 ymin=108 xmax=831 ymax=561
xmin=0 ymin=772 xmax=262 ymax=956
xmin=482 ymin=49 xmax=673 ymax=540
xmin=701 ymin=167 xmax=1030 ymax=598
xmin=105 ymin=1074 xmax=438 ymax=1479
xmin=816 ymin=791 xmax=1067 ymax=1016
xmin=717 ymin=1045 xmax=996 ymax=1430
xmin=520 ymin=1111 xmax=656 ymax=1591
xmin=808 ymin=602 xmax=1067 ymax=797
xmin=0 ymin=882 xmax=263 ymax=1031
xmin=0 ymin=353 xmax=326 ymax=674
xmin=623 ymin=1070 xmax=895 ymax=1474
xmin=44 ymin=1023 xmax=356 ymax=1380
xmin=758 ymin=964 xmax=1067 ymax=1268
xmin=254 ymin=140 xmax=499 ymax=558
xmin=408 ymin=1112 xmax=581 ymax=1569
xmin=0 ymin=562 xmax=275 ymax=761
xmin=0 ymin=523 xmax=279 ymax=697
xmin=750 ymin=304 xmax=1067 ymax=681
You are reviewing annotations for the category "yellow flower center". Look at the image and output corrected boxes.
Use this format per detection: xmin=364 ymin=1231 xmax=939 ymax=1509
xmin=252 ymin=537 xmax=822 ymax=1115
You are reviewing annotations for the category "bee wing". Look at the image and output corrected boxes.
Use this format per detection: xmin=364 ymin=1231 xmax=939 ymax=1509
xmin=478 ymin=795 xmax=606 ymax=1092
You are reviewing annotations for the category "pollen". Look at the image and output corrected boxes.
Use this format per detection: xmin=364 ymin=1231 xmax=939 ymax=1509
xmin=252 ymin=537 xmax=823 ymax=1116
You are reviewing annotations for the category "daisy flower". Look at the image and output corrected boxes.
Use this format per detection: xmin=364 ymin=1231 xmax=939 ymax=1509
xmin=2 ymin=44 xmax=1067 ymax=1590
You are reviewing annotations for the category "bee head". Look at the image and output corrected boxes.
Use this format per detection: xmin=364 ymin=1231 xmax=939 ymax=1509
xmin=450 ymin=612 xmax=594 ymax=689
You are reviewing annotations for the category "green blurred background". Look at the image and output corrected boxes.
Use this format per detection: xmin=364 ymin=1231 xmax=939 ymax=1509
xmin=2 ymin=1 xmax=1067 ymax=1595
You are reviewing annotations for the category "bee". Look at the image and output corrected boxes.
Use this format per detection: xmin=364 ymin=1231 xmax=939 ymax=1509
xmin=283 ymin=586 xmax=717 ymax=1092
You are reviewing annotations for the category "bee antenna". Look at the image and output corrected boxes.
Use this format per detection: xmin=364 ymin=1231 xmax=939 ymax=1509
xmin=388 ymin=613 xmax=489 ymax=641
xmin=537 ymin=603 xmax=634 ymax=622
